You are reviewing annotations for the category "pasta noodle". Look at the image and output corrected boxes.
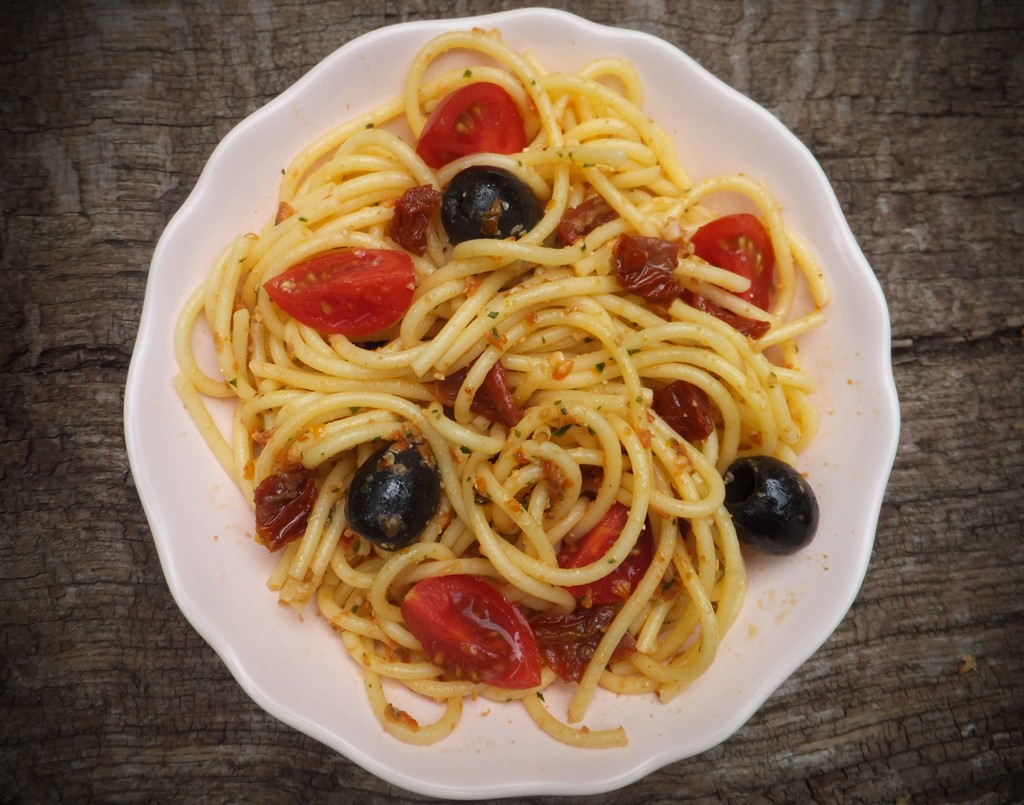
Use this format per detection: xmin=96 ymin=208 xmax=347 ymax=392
xmin=174 ymin=27 xmax=829 ymax=747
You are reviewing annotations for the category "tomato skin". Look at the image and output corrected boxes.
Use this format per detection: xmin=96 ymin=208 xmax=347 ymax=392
xmin=400 ymin=575 xmax=542 ymax=689
xmin=263 ymin=249 xmax=415 ymax=337
xmin=691 ymin=213 xmax=775 ymax=309
xmin=558 ymin=503 xmax=654 ymax=605
xmin=416 ymin=83 xmax=527 ymax=169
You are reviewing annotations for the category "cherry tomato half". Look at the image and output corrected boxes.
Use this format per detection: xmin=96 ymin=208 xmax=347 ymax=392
xmin=415 ymin=83 xmax=527 ymax=169
xmin=400 ymin=575 xmax=541 ymax=689
xmin=263 ymin=249 xmax=415 ymax=337
xmin=558 ymin=503 xmax=654 ymax=605
xmin=690 ymin=213 xmax=775 ymax=310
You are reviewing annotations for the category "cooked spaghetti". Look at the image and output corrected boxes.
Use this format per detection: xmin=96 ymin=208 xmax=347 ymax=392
xmin=173 ymin=27 xmax=830 ymax=747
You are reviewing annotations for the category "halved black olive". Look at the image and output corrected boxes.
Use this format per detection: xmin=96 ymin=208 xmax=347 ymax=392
xmin=345 ymin=440 xmax=441 ymax=551
xmin=441 ymin=166 xmax=542 ymax=244
xmin=723 ymin=455 xmax=819 ymax=555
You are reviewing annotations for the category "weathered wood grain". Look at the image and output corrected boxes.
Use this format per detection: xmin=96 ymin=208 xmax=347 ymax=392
xmin=2 ymin=0 xmax=1021 ymax=802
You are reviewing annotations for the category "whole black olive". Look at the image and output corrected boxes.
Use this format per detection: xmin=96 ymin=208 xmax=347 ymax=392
xmin=345 ymin=440 xmax=442 ymax=551
xmin=441 ymin=166 xmax=543 ymax=244
xmin=723 ymin=456 xmax=819 ymax=555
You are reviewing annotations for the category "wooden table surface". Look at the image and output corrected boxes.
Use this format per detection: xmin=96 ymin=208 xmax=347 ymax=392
xmin=3 ymin=1 xmax=1022 ymax=801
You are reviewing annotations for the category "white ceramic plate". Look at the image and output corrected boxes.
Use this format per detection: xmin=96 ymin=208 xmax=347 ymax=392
xmin=125 ymin=8 xmax=900 ymax=799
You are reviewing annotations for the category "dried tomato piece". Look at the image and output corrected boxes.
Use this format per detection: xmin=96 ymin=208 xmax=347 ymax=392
xmin=613 ymin=233 xmax=681 ymax=306
xmin=388 ymin=185 xmax=441 ymax=256
xmin=428 ymin=360 xmax=524 ymax=428
xmin=652 ymin=380 xmax=715 ymax=442
xmin=557 ymin=196 xmax=619 ymax=246
xmin=530 ymin=604 xmax=636 ymax=683
xmin=254 ymin=468 xmax=317 ymax=551
xmin=478 ymin=359 xmax=524 ymax=427
xmin=682 ymin=291 xmax=772 ymax=339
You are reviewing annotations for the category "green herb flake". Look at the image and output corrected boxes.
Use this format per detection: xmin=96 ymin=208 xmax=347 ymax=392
xmin=463 ymin=68 xmax=473 ymax=78
xmin=596 ymin=362 xmax=605 ymax=372
xmin=536 ymin=691 xmax=545 ymax=701
xmin=460 ymin=445 xmax=471 ymax=454
xmin=488 ymin=311 xmax=499 ymax=319
xmin=551 ymin=424 xmax=572 ymax=437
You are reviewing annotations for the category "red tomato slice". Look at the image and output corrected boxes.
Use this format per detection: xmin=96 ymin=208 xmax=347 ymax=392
xmin=415 ymin=83 xmax=527 ymax=169
xmin=690 ymin=213 xmax=775 ymax=310
xmin=263 ymin=249 xmax=414 ymax=337
xmin=401 ymin=575 xmax=541 ymax=689
xmin=558 ymin=503 xmax=654 ymax=605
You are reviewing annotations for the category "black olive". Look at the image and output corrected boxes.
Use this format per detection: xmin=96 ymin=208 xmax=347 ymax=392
xmin=345 ymin=440 xmax=441 ymax=551
xmin=441 ymin=166 xmax=542 ymax=244
xmin=723 ymin=456 xmax=819 ymax=555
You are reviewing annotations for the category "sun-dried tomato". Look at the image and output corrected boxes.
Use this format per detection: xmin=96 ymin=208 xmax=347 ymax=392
xmin=530 ymin=604 xmax=636 ymax=683
xmin=682 ymin=291 xmax=771 ymax=339
xmin=388 ymin=185 xmax=441 ymax=256
xmin=652 ymin=380 xmax=715 ymax=442
xmin=613 ymin=233 xmax=681 ymax=306
xmin=556 ymin=196 xmax=619 ymax=246
xmin=254 ymin=467 xmax=317 ymax=551
xmin=428 ymin=360 xmax=524 ymax=428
